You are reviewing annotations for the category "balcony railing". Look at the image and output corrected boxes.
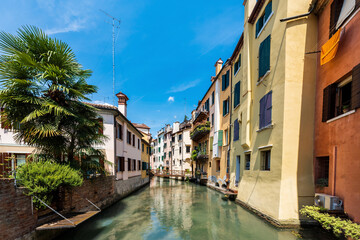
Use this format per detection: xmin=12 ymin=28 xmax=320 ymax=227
xmin=190 ymin=121 xmax=210 ymax=141
xmin=193 ymin=110 xmax=209 ymax=125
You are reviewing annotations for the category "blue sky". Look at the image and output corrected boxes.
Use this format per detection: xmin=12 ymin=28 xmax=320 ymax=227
xmin=1 ymin=0 xmax=244 ymax=136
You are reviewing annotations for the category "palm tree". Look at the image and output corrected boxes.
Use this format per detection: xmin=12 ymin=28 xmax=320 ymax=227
xmin=0 ymin=26 xmax=106 ymax=168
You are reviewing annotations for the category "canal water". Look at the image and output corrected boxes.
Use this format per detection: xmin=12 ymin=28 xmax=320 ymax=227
xmin=57 ymin=177 xmax=336 ymax=240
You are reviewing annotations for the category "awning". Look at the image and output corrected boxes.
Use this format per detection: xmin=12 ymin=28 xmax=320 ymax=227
xmin=320 ymin=28 xmax=342 ymax=65
xmin=336 ymin=0 xmax=356 ymax=29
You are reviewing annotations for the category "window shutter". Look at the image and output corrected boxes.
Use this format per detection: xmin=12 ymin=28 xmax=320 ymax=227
xmin=322 ymin=84 xmax=336 ymax=122
xmin=351 ymin=64 xmax=360 ymax=109
xmin=264 ymin=1 xmax=272 ymax=20
xmin=210 ymin=137 xmax=213 ymax=150
xmin=218 ymin=130 xmax=223 ymax=146
xmin=259 ymin=39 xmax=265 ymax=79
xmin=259 ymin=96 xmax=266 ymax=128
xmin=329 ymin=0 xmax=344 ymax=37
xmin=233 ymin=120 xmax=239 ymax=141
xmin=226 ymin=70 xmax=230 ymax=88
xmin=234 ymin=82 xmax=240 ymax=107
xmin=223 ymin=100 xmax=226 ymax=116
xmin=265 ymin=91 xmax=272 ymax=126
xmin=256 ymin=19 xmax=261 ymax=37
xmin=264 ymin=36 xmax=271 ymax=75
xmin=222 ymin=75 xmax=226 ymax=91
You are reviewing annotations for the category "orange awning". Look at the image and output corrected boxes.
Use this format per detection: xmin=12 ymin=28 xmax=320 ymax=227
xmin=321 ymin=28 xmax=342 ymax=65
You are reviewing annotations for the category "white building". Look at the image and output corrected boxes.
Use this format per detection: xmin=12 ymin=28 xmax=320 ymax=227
xmin=171 ymin=121 xmax=192 ymax=172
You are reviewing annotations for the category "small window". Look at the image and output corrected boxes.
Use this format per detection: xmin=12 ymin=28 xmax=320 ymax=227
xmin=212 ymin=91 xmax=215 ymax=105
xmin=117 ymin=124 xmax=123 ymax=140
xmin=142 ymin=143 xmax=144 ymax=152
xmin=234 ymin=55 xmax=241 ymax=74
xmin=211 ymin=113 xmax=214 ymax=126
xmin=223 ymin=98 xmax=229 ymax=116
xmin=178 ymin=134 xmax=182 ymax=141
xmin=260 ymin=150 xmax=271 ymax=171
xmin=132 ymin=135 xmax=135 ymax=147
xmin=186 ymin=146 xmax=191 ymax=153
xmin=216 ymin=160 xmax=220 ymax=172
xmin=179 ymin=147 xmax=182 ymax=154
xmin=256 ymin=1 xmax=272 ymax=37
xmin=233 ymin=119 xmax=239 ymax=141
xmin=138 ymin=160 xmax=141 ymax=171
xmin=138 ymin=139 xmax=140 ymax=149
xmin=245 ymin=154 xmax=250 ymax=170
xmin=222 ymin=70 xmax=230 ymax=91
xmin=127 ymin=131 xmax=131 ymax=144
xmin=234 ymin=81 xmax=240 ymax=108
xmin=315 ymin=157 xmax=329 ymax=187
xmin=128 ymin=158 xmax=132 ymax=171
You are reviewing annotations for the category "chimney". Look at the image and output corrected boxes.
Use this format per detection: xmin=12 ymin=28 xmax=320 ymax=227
xmin=116 ymin=92 xmax=129 ymax=117
xmin=214 ymin=58 xmax=223 ymax=75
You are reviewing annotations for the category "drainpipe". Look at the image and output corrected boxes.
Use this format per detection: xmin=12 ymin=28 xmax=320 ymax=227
xmin=279 ymin=1 xmax=317 ymax=22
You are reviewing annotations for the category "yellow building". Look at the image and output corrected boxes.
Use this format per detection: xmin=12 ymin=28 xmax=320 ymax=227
xmin=230 ymin=0 xmax=317 ymax=226
xmin=141 ymin=137 xmax=150 ymax=178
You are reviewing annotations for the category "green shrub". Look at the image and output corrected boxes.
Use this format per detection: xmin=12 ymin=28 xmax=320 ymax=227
xmin=300 ymin=205 xmax=360 ymax=239
xmin=17 ymin=161 xmax=83 ymax=209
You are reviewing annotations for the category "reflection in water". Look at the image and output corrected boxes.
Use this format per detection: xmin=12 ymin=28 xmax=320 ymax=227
xmin=57 ymin=178 xmax=335 ymax=240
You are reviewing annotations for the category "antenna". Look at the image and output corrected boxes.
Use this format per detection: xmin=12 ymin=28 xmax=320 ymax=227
xmin=100 ymin=9 xmax=121 ymax=106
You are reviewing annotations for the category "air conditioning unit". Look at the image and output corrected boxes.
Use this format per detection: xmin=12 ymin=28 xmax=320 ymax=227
xmin=314 ymin=193 xmax=343 ymax=210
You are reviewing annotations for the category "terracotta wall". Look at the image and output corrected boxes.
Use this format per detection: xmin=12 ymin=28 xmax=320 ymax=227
xmin=315 ymin=2 xmax=360 ymax=223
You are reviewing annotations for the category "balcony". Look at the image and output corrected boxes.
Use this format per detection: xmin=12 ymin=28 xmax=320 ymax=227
xmin=191 ymin=148 xmax=209 ymax=163
xmin=193 ymin=110 xmax=209 ymax=125
xmin=190 ymin=121 xmax=210 ymax=142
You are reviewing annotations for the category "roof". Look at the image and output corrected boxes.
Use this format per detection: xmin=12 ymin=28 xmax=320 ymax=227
xmin=132 ymin=123 xmax=150 ymax=129
xmin=229 ymin=33 xmax=244 ymax=63
xmin=85 ymin=102 xmax=144 ymax=137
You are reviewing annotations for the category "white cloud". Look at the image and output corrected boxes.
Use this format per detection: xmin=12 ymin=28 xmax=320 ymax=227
xmin=174 ymin=115 xmax=177 ymax=119
xmin=92 ymin=100 xmax=113 ymax=106
xmin=167 ymin=79 xmax=201 ymax=93
xmin=168 ymin=96 xmax=174 ymax=103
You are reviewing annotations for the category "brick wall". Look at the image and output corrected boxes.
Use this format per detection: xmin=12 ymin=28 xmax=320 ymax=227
xmin=59 ymin=176 xmax=116 ymax=212
xmin=0 ymin=179 xmax=37 ymax=240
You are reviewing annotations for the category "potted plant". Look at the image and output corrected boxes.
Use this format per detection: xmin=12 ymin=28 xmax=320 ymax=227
xmin=342 ymin=104 xmax=350 ymax=113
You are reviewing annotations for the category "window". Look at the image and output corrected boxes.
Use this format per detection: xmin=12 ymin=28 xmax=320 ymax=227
xmin=223 ymin=98 xmax=229 ymax=116
xmin=178 ymin=134 xmax=182 ymax=141
xmin=233 ymin=119 xmax=239 ymax=141
xmin=222 ymin=70 xmax=230 ymax=90
xmin=172 ymin=136 xmax=175 ymax=142
xmin=159 ymin=138 xmax=161 ymax=143
xmin=118 ymin=157 xmax=125 ymax=172
xmin=138 ymin=139 xmax=140 ymax=149
xmin=164 ymin=143 xmax=167 ymax=149
xmin=128 ymin=158 xmax=132 ymax=171
xmin=315 ymin=157 xmax=329 ymax=187
xmin=142 ymin=161 xmax=147 ymax=170
xmin=234 ymin=55 xmax=241 ymax=74
xmin=258 ymin=35 xmax=271 ymax=80
xmin=132 ymin=135 xmax=135 ymax=147
xmin=234 ymin=81 xmax=240 ymax=108
xmin=245 ymin=154 xmax=251 ymax=170
xmin=164 ymin=152 xmax=167 ymax=158
xmin=259 ymin=91 xmax=272 ymax=129
xmin=211 ymin=113 xmax=214 ymax=126
xmin=224 ymin=130 xmax=228 ymax=145
xmin=256 ymin=1 xmax=272 ymax=37
xmin=216 ymin=160 xmax=220 ymax=172
xmin=158 ymin=147 xmax=160 ymax=153
xmin=212 ymin=91 xmax=215 ymax=105
xmin=117 ymin=123 xmax=123 ymax=140
xmin=16 ymin=154 xmax=26 ymax=168
xmin=146 ymin=146 xmax=149 ymax=154
xmin=179 ymin=147 xmax=182 ymax=154
xmin=205 ymin=98 xmax=210 ymax=112
xmin=322 ymin=66 xmax=360 ymax=121
xmin=138 ymin=160 xmax=141 ymax=171
xmin=186 ymin=146 xmax=190 ymax=153
xmin=180 ymin=160 xmax=182 ymax=165
xmin=127 ymin=131 xmax=131 ymax=144
xmin=329 ymin=0 xmax=344 ymax=37
xmin=261 ymin=150 xmax=271 ymax=171
xmin=142 ymin=143 xmax=144 ymax=152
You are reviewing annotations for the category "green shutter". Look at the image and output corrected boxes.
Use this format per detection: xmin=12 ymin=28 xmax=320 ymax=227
xmin=218 ymin=130 xmax=223 ymax=146
xmin=222 ymin=75 xmax=226 ymax=91
xmin=210 ymin=137 xmax=213 ymax=150
xmin=223 ymin=100 xmax=226 ymax=116
xmin=259 ymin=35 xmax=271 ymax=79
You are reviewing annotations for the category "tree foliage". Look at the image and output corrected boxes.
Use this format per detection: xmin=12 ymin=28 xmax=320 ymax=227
xmin=17 ymin=161 xmax=83 ymax=209
xmin=0 ymin=26 xmax=106 ymax=165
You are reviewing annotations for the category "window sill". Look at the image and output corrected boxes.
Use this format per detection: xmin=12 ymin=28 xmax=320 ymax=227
xmin=326 ymin=110 xmax=356 ymax=123
xmin=233 ymin=103 xmax=240 ymax=110
xmin=256 ymin=70 xmax=270 ymax=86
xmin=256 ymin=12 xmax=274 ymax=39
xmin=223 ymin=113 xmax=229 ymax=117
xmin=258 ymin=144 xmax=273 ymax=150
xmin=257 ymin=124 xmax=273 ymax=132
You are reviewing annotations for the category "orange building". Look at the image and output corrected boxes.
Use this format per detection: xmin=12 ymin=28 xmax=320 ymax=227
xmin=314 ymin=0 xmax=360 ymax=223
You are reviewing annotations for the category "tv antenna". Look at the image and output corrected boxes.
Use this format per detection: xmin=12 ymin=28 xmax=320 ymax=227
xmin=100 ymin=9 xmax=121 ymax=106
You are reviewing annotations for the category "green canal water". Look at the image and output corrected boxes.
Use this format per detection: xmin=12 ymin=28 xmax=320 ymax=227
xmin=57 ymin=177 xmax=336 ymax=240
